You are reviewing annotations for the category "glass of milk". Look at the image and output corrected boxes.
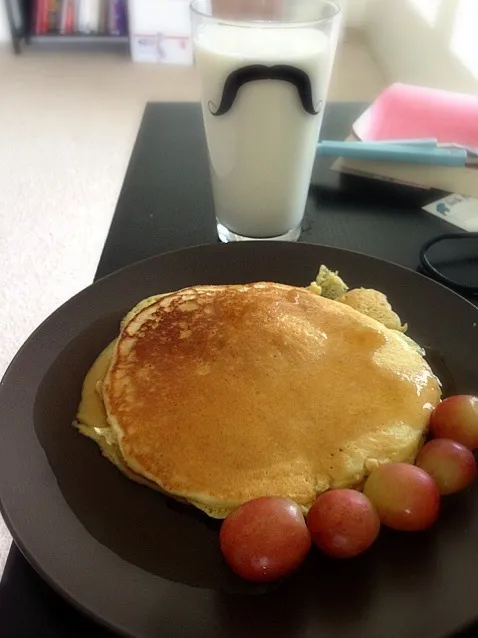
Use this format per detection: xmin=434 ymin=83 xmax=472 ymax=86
xmin=191 ymin=0 xmax=342 ymax=242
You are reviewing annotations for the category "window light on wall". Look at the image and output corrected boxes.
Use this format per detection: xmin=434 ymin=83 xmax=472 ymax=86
xmin=450 ymin=0 xmax=478 ymax=79
xmin=408 ymin=0 xmax=442 ymax=25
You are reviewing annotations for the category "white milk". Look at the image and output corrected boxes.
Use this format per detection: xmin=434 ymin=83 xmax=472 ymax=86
xmin=195 ymin=24 xmax=331 ymax=238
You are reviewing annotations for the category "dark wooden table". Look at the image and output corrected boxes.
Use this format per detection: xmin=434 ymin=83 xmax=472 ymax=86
xmin=0 ymin=102 xmax=474 ymax=637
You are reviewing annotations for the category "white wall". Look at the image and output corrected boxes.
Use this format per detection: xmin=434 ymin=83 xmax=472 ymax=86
xmin=366 ymin=0 xmax=478 ymax=93
xmin=342 ymin=0 xmax=370 ymax=26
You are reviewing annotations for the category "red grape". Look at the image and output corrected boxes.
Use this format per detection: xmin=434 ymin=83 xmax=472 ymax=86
xmin=219 ymin=496 xmax=311 ymax=582
xmin=363 ymin=462 xmax=440 ymax=531
xmin=416 ymin=439 xmax=477 ymax=495
xmin=430 ymin=395 xmax=478 ymax=449
xmin=307 ymin=489 xmax=380 ymax=558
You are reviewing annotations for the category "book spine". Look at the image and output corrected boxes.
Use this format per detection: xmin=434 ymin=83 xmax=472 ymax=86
xmin=59 ymin=0 xmax=67 ymax=33
xmin=87 ymin=0 xmax=96 ymax=33
xmin=89 ymin=0 xmax=95 ymax=33
xmin=90 ymin=0 xmax=100 ymax=33
xmin=77 ymin=0 xmax=84 ymax=33
xmin=48 ymin=0 xmax=58 ymax=32
xmin=74 ymin=0 xmax=81 ymax=33
xmin=41 ymin=0 xmax=50 ymax=32
xmin=81 ymin=0 xmax=91 ymax=33
xmin=110 ymin=0 xmax=119 ymax=35
xmin=118 ymin=0 xmax=127 ymax=36
xmin=107 ymin=0 xmax=114 ymax=35
xmin=98 ymin=0 xmax=107 ymax=34
xmin=65 ymin=0 xmax=74 ymax=33
xmin=56 ymin=0 xmax=64 ymax=31
xmin=104 ymin=0 xmax=110 ymax=33
xmin=35 ymin=0 xmax=43 ymax=34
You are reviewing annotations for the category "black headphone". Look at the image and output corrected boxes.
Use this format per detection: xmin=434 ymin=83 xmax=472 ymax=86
xmin=419 ymin=233 xmax=478 ymax=296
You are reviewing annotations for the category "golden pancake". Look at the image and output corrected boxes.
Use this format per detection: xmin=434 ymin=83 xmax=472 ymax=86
xmin=337 ymin=288 xmax=406 ymax=332
xmin=93 ymin=282 xmax=441 ymax=518
xmin=73 ymin=336 xmax=208 ymax=510
xmin=74 ymin=340 xmax=161 ymax=490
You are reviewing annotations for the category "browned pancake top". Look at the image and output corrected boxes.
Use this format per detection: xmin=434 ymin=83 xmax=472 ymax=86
xmin=102 ymin=283 xmax=441 ymax=513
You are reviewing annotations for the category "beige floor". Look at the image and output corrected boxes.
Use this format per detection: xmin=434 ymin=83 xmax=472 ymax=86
xmin=0 ymin=35 xmax=385 ymax=574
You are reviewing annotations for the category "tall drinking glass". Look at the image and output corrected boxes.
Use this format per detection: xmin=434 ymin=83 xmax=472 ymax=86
xmin=191 ymin=0 xmax=342 ymax=242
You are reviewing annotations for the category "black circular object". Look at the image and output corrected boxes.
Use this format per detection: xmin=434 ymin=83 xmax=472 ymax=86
xmin=419 ymin=233 xmax=478 ymax=295
xmin=1 ymin=242 xmax=478 ymax=638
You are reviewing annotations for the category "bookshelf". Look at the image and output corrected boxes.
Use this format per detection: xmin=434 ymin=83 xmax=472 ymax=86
xmin=6 ymin=0 xmax=129 ymax=54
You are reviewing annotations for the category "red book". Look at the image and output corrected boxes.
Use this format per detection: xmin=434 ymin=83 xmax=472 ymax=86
xmin=65 ymin=0 xmax=74 ymax=33
xmin=35 ymin=0 xmax=44 ymax=33
xmin=41 ymin=0 xmax=50 ymax=32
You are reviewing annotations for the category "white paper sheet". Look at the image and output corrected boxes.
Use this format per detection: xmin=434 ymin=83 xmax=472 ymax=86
xmin=422 ymin=194 xmax=478 ymax=232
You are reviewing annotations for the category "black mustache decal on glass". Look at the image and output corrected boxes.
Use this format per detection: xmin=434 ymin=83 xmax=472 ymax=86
xmin=208 ymin=64 xmax=322 ymax=116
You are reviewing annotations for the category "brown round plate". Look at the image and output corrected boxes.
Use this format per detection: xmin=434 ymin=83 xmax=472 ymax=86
xmin=1 ymin=242 xmax=478 ymax=638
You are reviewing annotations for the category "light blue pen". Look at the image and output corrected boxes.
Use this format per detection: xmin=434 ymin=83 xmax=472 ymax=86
xmin=353 ymin=138 xmax=439 ymax=147
xmin=316 ymin=140 xmax=469 ymax=166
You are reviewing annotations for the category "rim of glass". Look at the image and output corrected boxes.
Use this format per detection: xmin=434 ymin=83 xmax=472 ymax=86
xmin=190 ymin=0 xmax=342 ymax=28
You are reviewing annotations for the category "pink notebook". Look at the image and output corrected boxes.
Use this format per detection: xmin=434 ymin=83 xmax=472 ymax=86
xmin=353 ymin=83 xmax=478 ymax=148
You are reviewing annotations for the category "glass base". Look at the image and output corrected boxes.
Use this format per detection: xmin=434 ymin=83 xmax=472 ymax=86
xmin=217 ymin=221 xmax=301 ymax=243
